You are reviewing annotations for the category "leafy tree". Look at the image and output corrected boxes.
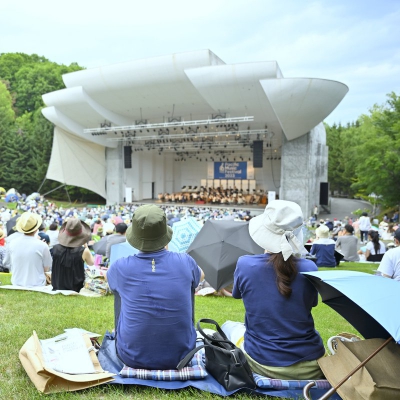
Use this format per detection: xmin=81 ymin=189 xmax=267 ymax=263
xmin=0 ymin=80 xmax=15 ymax=127
xmin=0 ymin=53 xmax=84 ymax=197
xmin=326 ymin=123 xmax=354 ymax=195
xmin=1 ymin=129 xmax=37 ymax=193
xmin=13 ymin=62 xmax=82 ymax=114
xmin=30 ymin=109 xmax=55 ymax=190
xmin=0 ymin=53 xmax=48 ymax=84
xmin=0 ymin=81 xmax=16 ymax=187
xmin=0 ymin=53 xmax=83 ymax=116
xmin=351 ymin=92 xmax=400 ymax=207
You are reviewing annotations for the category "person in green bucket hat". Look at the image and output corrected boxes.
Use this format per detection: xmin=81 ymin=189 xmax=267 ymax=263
xmin=107 ymin=204 xmax=204 ymax=370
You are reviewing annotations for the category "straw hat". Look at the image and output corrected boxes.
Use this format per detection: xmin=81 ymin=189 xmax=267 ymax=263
xmin=126 ymin=204 xmax=172 ymax=252
xmin=16 ymin=212 xmax=43 ymax=234
xmin=249 ymin=200 xmax=305 ymax=261
xmin=58 ymin=218 xmax=91 ymax=247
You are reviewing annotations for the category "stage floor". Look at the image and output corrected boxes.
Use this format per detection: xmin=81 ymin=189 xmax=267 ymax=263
xmin=134 ymin=199 xmax=265 ymax=215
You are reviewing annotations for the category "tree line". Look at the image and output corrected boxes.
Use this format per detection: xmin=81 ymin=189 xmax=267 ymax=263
xmin=0 ymin=53 xmax=104 ymax=202
xmin=0 ymin=52 xmax=399 ymax=206
xmin=326 ymin=92 xmax=400 ymax=209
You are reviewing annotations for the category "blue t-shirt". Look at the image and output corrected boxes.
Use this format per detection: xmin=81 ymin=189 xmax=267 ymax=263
xmin=233 ymin=254 xmax=324 ymax=367
xmin=107 ymin=249 xmax=201 ymax=369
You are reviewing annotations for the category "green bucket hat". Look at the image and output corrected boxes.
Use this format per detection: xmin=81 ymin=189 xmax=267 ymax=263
xmin=126 ymin=204 xmax=173 ymax=251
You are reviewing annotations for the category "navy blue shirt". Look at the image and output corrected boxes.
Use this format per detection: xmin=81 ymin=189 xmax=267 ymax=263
xmin=107 ymin=249 xmax=201 ymax=369
xmin=310 ymin=239 xmax=336 ymax=267
xmin=233 ymin=254 xmax=324 ymax=367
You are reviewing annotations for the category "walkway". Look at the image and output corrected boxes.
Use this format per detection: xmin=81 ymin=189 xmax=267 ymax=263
xmin=319 ymin=197 xmax=373 ymax=222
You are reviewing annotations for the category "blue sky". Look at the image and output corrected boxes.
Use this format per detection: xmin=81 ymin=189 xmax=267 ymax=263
xmin=1 ymin=0 xmax=399 ymax=125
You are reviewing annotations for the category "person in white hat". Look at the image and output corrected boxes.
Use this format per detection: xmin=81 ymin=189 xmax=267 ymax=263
xmin=4 ymin=212 xmax=52 ymax=287
xmin=310 ymin=224 xmax=337 ymax=267
xmin=221 ymin=200 xmax=325 ymax=380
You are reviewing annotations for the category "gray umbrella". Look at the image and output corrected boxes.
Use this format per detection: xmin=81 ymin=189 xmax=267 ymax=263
xmin=187 ymin=220 xmax=263 ymax=291
xmin=6 ymin=215 xmax=19 ymax=236
xmin=92 ymin=236 xmax=108 ymax=256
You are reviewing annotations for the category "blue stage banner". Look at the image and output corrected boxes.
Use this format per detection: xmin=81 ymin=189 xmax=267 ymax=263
xmin=214 ymin=162 xmax=247 ymax=179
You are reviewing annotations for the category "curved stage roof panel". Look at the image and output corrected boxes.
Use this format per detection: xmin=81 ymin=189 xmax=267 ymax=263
xmin=43 ymin=86 xmax=131 ymax=127
xmin=260 ymin=78 xmax=349 ymax=140
xmin=184 ymin=61 xmax=283 ymax=131
xmin=42 ymin=49 xmax=348 ymax=146
xmin=61 ymin=50 xmax=224 ymax=120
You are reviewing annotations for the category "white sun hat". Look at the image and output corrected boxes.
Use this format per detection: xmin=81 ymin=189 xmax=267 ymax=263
xmin=315 ymin=224 xmax=330 ymax=238
xmin=249 ymin=200 xmax=305 ymax=261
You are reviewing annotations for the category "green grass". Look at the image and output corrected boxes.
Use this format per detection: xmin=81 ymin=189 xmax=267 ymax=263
xmin=0 ymin=265 xmax=374 ymax=398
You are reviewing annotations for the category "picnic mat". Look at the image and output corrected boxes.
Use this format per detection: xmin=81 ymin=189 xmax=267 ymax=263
xmin=98 ymin=332 xmax=341 ymax=399
xmin=0 ymin=284 xmax=102 ymax=297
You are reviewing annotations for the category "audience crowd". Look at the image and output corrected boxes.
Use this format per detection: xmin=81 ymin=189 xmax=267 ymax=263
xmin=1 ymin=194 xmax=399 ymax=382
xmin=0 ymin=197 xmax=258 ymax=279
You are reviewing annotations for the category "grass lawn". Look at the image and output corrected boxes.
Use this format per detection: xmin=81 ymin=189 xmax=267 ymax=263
xmin=0 ymin=263 xmax=376 ymax=399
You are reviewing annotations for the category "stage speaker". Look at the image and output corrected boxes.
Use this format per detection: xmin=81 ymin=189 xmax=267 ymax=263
xmin=253 ymin=140 xmax=263 ymax=168
xmin=320 ymin=182 xmax=329 ymax=205
xmin=124 ymin=146 xmax=132 ymax=169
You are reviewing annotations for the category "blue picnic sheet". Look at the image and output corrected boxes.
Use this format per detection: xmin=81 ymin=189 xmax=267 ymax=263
xmin=98 ymin=332 xmax=341 ymax=399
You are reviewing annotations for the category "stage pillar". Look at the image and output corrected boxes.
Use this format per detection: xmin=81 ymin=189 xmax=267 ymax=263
xmin=106 ymin=143 xmax=124 ymax=204
xmin=280 ymin=123 xmax=328 ymax=217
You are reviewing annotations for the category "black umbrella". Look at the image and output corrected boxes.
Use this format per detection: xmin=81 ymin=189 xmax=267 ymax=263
xmin=187 ymin=220 xmax=263 ymax=291
xmin=6 ymin=215 xmax=19 ymax=236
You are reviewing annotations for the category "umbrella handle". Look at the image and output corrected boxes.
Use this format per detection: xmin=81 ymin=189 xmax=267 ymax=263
xmin=303 ymin=337 xmax=393 ymax=400
xmin=303 ymin=382 xmax=337 ymax=400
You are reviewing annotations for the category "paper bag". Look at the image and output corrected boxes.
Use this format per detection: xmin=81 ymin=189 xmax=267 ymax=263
xmin=19 ymin=331 xmax=115 ymax=393
xmin=318 ymin=338 xmax=400 ymax=400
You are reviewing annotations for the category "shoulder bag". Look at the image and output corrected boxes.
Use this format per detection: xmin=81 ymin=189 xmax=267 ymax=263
xmin=177 ymin=318 xmax=256 ymax=391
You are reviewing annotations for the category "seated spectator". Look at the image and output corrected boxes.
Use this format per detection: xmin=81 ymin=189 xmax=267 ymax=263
xmin=46 ymin=222 xmax=59 ymax=249
xmin=310 ymin=224 xmax=336 ymax=267
xmin=335 ymin=224 xmax=359 ymax=262
xmin=92 ymin=218 xmax=103 ymax=235
xmin=103 ymin=219 xmax=115 ymax=235
xmin=107 ymin=204 xmax=204 ymax=370
xmin=109 ymin=241 xmax=139 ymax=267
xmin=380 ymin=222 xmax=394 ymax=240
xmin=221 ymin=200 xmax=325 ymax=379
xmin=377 ymin=228 xmax=400 ymax=280
xmin=38 ymin=223 xmax=50 ymax=245
xmin=51 ymin=218 xmax=94 ymax=292
xmin=331 ymin=223 xmax=342 ymax=241
xmin=105 ymin=223 xmax=128 ymax=259
xmin=0 ymin=228 xmax=7 ymax=272
xmin=324 ymin=219 xmax=334 ymax=231
xmin=359 ymin=230 xmax=385 ymax=262
xmin=4 ymin=213 xmax=52 ymax=287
